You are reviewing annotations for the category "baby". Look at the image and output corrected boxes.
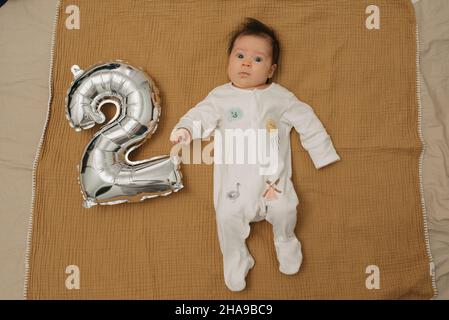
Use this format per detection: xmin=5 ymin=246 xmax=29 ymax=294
xmin=170 ymin=18 xmax=341 ymax=291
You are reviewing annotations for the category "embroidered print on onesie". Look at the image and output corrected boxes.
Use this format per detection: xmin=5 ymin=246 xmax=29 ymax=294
xmin=171 ymin=82 xmax=341 ymax=291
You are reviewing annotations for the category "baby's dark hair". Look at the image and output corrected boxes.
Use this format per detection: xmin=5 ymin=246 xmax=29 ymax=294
xmin=228 ymin=18 xmax=280 ymax=67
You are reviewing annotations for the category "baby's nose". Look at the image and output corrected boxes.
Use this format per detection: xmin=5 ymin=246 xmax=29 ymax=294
xmin=242 ymin=60 xmax=251 ymax=67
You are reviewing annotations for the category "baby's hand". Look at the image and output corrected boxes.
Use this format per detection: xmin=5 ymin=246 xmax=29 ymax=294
xmin=170 ymin=128 xmax=192 ymax=145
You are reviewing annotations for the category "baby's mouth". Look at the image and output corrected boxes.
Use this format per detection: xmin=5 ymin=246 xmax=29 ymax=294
xmin=239 ymin=72 xmax=250 ymax=77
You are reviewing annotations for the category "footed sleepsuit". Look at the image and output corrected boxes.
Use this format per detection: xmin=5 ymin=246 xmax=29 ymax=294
xmin=172 ymin=82 xmax=340 ymax=291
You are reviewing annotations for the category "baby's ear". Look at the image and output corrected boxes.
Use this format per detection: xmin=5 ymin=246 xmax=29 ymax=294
xmin=269 ymin=64 xmax=277 ymax=78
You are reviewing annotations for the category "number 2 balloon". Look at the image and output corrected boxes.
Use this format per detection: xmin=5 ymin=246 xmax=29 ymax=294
xmin=65 ymin=60 xmax=183 ymax=208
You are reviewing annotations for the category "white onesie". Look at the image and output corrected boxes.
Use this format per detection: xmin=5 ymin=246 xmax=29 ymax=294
xmin=172 ymin=82 xmax=340 ymax=291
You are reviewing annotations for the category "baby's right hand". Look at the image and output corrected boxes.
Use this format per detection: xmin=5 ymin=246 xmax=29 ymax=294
xmin=170 ymin=128 xmax=192 ymax=144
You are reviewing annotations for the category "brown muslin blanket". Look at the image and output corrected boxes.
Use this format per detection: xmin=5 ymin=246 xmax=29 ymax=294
xmin=25 ymin=0 xmax=435 ymax=299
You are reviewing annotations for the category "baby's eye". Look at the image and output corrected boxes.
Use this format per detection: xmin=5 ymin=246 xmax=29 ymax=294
xmin=254 ymin=56 xmax=263 ymax=63
xmin=236 ymin=53 xmax=244 ymax=59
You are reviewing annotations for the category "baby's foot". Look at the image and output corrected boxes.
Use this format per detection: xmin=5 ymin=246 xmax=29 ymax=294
xmin=274 ymin=237 xmax=302 ymax=275
xmin=224 ymin=255 xmax=255 ymax=292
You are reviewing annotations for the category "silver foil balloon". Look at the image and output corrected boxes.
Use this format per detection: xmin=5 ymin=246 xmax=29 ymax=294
xmin=65 ymin=60 xmax=183 ymax=208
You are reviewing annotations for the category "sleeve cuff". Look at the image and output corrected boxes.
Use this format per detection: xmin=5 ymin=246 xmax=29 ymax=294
xmin=313 ymin=152 xmax=341 ymax=169
xmin=308 ymin=140 xmax=341 ymax=169
xmin=171 ymin=120 xmax=193 ymax=139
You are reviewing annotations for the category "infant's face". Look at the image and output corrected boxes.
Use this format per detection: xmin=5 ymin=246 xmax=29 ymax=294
xmin=227 ymin=35 xmax=277 ymax=89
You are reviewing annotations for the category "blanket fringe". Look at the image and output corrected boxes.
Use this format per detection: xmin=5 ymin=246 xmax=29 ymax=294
xmin=23 ymin=0 xmax=62 ymax=300
xmin=415 ymin=20 xmax=438 ymax=299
